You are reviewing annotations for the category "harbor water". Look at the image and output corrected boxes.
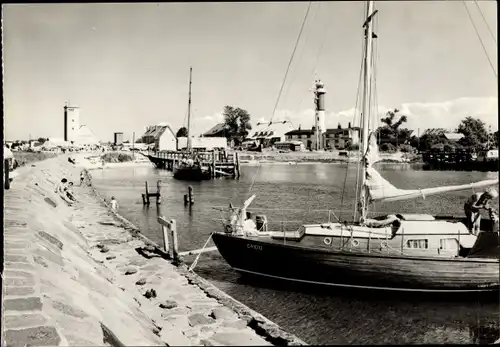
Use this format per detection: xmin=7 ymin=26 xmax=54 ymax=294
xmin=90 ymin=162 xmax=500 ymax=345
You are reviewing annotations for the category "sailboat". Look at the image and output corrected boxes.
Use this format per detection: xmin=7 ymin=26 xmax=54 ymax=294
xmin=211 ymin=1 xmax=500 ymax=292
xmin=173 ymin=67 xmax=212 ymax=181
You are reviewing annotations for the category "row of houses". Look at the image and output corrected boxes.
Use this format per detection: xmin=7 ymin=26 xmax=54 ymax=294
xmin=140 ymin=124 xmax=227 ymax=152
xmin=203 ymin=120 xmax=360 ymax=151
xmin=284 ymin=122 xmax=360 ymax=150
xmin=140 ymin=120 xmax=361 ymax=153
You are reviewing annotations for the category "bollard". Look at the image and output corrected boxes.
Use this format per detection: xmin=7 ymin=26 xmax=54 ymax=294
xmin=4 ymin=159 xmax=10 ymax=190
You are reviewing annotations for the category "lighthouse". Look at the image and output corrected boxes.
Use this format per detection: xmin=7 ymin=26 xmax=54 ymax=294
xmin=314 ymin=80 xmax=326 ymax=150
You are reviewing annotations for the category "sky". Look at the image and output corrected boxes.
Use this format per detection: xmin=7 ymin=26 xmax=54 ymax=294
xmin=2 ymin=1 xmax=498 ymax=142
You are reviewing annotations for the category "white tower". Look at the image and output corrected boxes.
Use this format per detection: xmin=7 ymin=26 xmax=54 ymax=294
xmin=64 ymin=103 xmax=80 ymax=143
xmin=314 ymin=80 xmax=326 ymax=150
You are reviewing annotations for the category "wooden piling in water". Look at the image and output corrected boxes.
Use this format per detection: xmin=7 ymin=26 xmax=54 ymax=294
xmin=212 ymin=151 xmax=216 ymax=178
xmin=143 ymin=180 xmax=162 ymax=205
xmin=156 ymin=180 xmax=162 ymax=204
xmin=184 ymin=185 xmax=194 ymax=205
xmin=4 ymin=159 xmax=10 ymax=190
xmin=145 ymin=181 xmax=150 ymax=205
xmin=235 ymin=153 xmax=241 ymax=178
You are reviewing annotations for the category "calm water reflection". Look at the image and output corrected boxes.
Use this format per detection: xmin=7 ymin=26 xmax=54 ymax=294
xmin=90 ymin=162 xmax=500 ymax=345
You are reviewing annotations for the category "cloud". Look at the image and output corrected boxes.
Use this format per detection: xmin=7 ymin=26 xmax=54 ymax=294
xmin=190 ymin=112 xmax=224 ymax=136
xmin=400 ymin=97 xmax=498 ymax=132
xmin=259 ymin=97 xmax=498 ymax=133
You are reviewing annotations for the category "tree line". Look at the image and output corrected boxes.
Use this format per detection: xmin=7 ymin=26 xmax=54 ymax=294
xmin=176 ymin=105 xmax=252 ymax=146
xmin=373 ymin=109 xmax=497 ymax=153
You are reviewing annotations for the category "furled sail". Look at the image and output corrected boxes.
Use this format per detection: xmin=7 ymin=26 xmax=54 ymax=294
xmin=363 ymin=132 xmax=499 ymax=203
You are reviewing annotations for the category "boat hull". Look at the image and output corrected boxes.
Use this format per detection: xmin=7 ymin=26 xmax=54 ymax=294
xmin=211 ymin=233 xmax=499 ymax=292
xmin=173 ymin=166 xmax=211 ymax=181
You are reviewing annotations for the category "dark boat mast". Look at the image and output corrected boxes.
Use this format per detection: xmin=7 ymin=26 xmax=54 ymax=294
xmin=187 ymin=67 xmax=193 ymax=152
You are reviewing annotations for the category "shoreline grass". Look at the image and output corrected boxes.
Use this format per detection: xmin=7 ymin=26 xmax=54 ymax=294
xmin=13 ymin=151 xmax=59 ymax=167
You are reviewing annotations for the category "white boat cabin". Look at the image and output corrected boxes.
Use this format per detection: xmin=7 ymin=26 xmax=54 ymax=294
xmin=240 ymin=213 xmax=479 ymax=258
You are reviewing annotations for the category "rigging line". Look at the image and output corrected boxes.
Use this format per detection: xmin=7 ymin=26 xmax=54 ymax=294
xmin=473 ymin=0 xmax=497 ymax=45
xmin=311 ymin=1 xmax=332 ymax=78
xmin=246 ymin=161 xmax=262 ymax=196
xmin=283 ymin=1 xmax=321 ymax=108
xmin=462 ymin=0 xmax=498 ymax=78
xmin=297 ymin=1 xmax=331 ymax=114
xmin=269 ymin=0 xmax=313 ymax=124
xmin=352 ymin=23 xmax=368 ymax=223
xmin=182 ymin=105 xmax=189 ymax=129
xmin=340 ymin=36 xmax=365 ymax=212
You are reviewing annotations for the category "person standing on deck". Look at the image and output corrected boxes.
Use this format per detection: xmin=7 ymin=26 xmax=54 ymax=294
xmin=464 ymin=187 xmax=498 ymax=235
xmin=80 ymin=171 xmax=85 ymax=186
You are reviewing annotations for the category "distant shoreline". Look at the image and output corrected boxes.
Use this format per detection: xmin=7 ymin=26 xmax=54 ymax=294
xmin=237 ymin=151 xmax=422 ymax=165
xmin=88 ymin=150 xmax=423 ymax=168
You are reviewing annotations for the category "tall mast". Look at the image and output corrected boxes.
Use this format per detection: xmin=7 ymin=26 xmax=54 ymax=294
xmin=187 ymin=67 xmax=193 ymax=151
xmin=358 ymin=0 xmax=375 ymax=222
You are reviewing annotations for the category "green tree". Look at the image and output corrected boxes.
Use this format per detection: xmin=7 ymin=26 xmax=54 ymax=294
xmin=37 ymin=137 xmax=47 ymax=143
xmin=176 ymin=127 xmax=188 ymax=137
xmin=222 ymin=106 xmax=252 ymax=146
xmin=494 ymin=130 xmax=499 ymax=148
xmin=456 ymin=117 xmax=488 ymax=149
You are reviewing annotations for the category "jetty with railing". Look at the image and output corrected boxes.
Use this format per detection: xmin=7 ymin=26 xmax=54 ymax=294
xmin=146 ymin=150 xmax=241 ymax=178
xmin=421 ymin=150 xmax=499 ymax=171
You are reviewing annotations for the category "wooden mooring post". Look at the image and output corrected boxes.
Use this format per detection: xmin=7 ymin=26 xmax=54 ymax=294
xmin=157 ymin=216 xmax=179 ymax=264
xmin=235 ymin=152 xmax=241 ymax=178
xmin=4 ymin=159 xmax=10 ymax=190
xmin=212 ymin=151 xmax=216 ymax=178
xmin=142 ymin=180 xmax=162 ymax=205
xmin=184 ymin=185 xmax=194 ymax=205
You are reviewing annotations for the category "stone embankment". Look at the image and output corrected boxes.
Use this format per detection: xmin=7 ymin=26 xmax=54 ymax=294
xmin=2 ymin=154 xmax=306 ymax=346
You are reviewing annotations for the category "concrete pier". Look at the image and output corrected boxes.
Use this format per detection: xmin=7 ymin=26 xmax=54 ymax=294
xmin=2 ymin=154 xmax=306 ymax=346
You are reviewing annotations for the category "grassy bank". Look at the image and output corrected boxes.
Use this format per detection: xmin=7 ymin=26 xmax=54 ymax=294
xmin=13 ymin=151 xmax=58 ymax=167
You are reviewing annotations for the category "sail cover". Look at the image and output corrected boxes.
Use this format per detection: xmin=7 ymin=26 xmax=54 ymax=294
xmin=363 ymin=132 xmax=499 ymax=203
